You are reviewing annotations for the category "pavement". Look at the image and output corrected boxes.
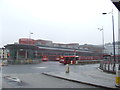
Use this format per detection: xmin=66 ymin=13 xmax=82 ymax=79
xmin=0 ymin=67 xmax=2 ymax=90
xmin=42 ymin=65 xmax=119 ymax=89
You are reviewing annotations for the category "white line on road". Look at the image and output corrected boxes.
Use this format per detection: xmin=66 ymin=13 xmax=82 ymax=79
xmin=35 ymin=67 xmax=47 ymax=69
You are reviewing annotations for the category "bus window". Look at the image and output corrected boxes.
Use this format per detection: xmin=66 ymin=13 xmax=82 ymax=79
xmin=76 ymin=57 xmax=79 ymax=60
xmin=65 ymin=57 xmax=69 ymax=61
xmin=70 ymin=57 xmax=74 ymax=61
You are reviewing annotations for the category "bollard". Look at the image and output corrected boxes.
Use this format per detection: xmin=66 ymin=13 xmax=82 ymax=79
xmin=70 ymin=61 xmax=72 ymax=64
xmin=76 ymin=61 xmax=78 ymax=64
xmin=116 ymin=64 xmax=120 ymax=87
xmin=65 ymin=64 xmax=69 ymax=73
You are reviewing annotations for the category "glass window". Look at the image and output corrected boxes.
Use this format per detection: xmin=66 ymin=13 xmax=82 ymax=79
xmin=65 ymin=57 xmax=69 ymax=61
xmin=76 ymin=57 xmax=79 ymax=60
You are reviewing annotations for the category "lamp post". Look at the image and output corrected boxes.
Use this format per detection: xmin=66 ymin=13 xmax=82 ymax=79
xmin=28 ymin=32 xmax=33 ymax=45
xmin=98 ymin=26 xmax=104 ymax=54
xmin=29 ymin=32 xmax=33 ymax=39
xmin=102 ymin=9 xmax=116 ymax=71
xmin=98 ymin=26 xmax=104 ymax=69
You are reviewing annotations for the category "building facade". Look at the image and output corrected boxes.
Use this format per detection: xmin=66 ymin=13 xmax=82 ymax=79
xmin=104 ymin=42 xmax=120 ymax=55
xmin=79 ymin=44 xmax=103 ymax=54
xmin=19 ymin=38 xmax=81 ymax=49
xmin=4 ymin=38 xmax=103 ymax=64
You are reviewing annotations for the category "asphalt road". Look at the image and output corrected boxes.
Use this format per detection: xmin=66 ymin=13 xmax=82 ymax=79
xmin=2 ymin=61 xmax=99 ymax=74
xmin=2 ymin=61 xmax=65 ymax=74
xmin=2 ymin=61 xmax=104 ymax=88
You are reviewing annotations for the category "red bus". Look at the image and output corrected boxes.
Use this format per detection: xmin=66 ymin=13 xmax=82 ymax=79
xmin=59 ymin=55 xmax=103 ymax=64
xmin=59 ymin=56 xmax=79 ymax=65
xmin=47 ymin=55 xmax=60 ymax=61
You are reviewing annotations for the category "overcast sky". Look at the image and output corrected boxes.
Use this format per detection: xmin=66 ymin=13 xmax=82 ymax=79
xmin=0 ymin=0 xmax=119 ymax=48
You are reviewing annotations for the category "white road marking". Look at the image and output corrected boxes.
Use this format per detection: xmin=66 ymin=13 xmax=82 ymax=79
xmin=35 ymin=67 xmax=47 ymax=69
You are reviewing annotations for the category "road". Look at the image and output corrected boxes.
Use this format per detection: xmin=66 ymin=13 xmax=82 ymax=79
xmin=2 ymin=61 xmax=104 ymax=88
xmin=3 ymin=61 xmax=65 ymax=74
xmin=2 ymin=61 xmax=99 ymax=74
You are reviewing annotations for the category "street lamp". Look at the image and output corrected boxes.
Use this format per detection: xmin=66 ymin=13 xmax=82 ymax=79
xmin=29 ymin=32 xmax=33 ymax=39
xmin=28 ymin=32 xmax=33 ymax=45
xmin=98 ymin=26 xmax=104 ymax=54
xmin=102 ymin=9 xmax=116 ymax=71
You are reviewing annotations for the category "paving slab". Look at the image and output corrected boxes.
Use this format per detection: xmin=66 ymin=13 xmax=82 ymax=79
xmin=42 ymin=68 xmax=118 ymax=89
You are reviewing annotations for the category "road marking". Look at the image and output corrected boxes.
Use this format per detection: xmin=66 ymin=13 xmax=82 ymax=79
xmin=35 ymin=67 xmax=47 ymax=69
xmin=3 ymin=76 xmax=22 ymax=83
